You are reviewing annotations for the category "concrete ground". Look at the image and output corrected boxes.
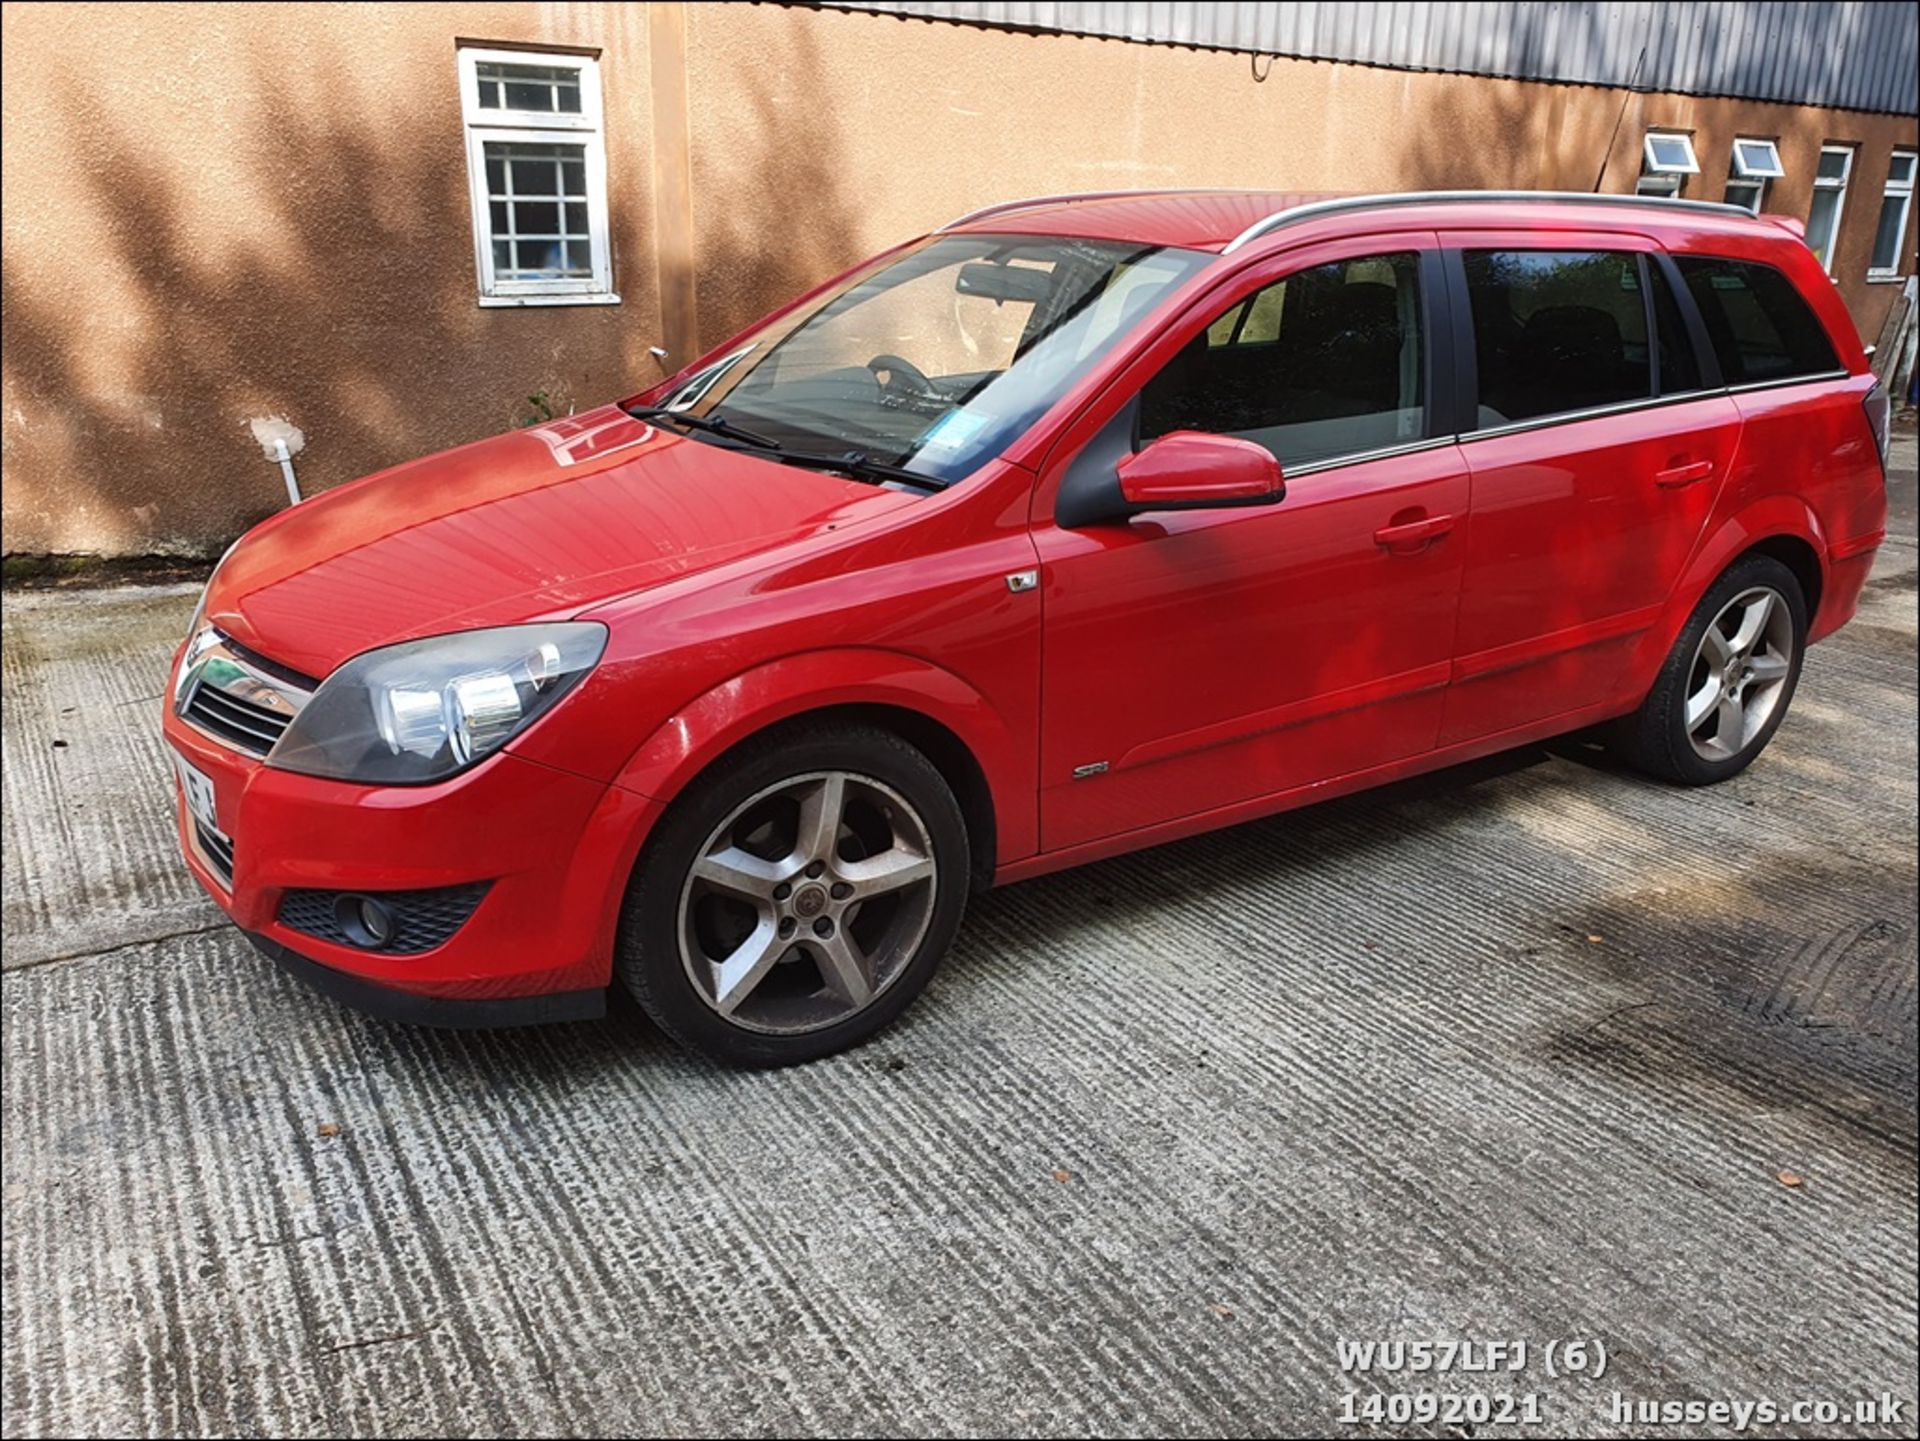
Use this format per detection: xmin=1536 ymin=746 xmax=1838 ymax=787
xmin=4 ymin=436 xmax=1915 ymax=1439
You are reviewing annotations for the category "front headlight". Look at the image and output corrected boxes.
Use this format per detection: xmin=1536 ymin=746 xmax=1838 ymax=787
xmin=266 ymin=623 xmax=608 ymax=784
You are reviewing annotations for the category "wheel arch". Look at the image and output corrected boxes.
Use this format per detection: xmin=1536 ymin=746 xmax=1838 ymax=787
xmin=1743 ymin=533 xmax=1824 ymax=626
xmin=1663 ymin=499 xmax=1830 ymax=643
xmin=611 ymin=649 xmax=1033 ymax=889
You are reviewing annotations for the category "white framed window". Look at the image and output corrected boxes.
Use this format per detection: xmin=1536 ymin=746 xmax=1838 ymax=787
xmin=1731 ymin=139 xmax=1785 ymax=180
xmin=1637 ymin=132 xmax=1699 ymax=197
xmin=1868 ymin=150 xmax=1916 ymax=280
xmin=1724 ymin=138 xmax=1784 ymax=214
xmin=1805 ymin=145 xmax=1854 ymax=274
xmin=457 ymin=45 xmax=617 ymax=307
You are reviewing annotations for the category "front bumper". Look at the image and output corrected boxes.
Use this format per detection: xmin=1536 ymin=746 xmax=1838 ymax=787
xmin=164 ymin=675 xmax=660 ymax=1021
xmin=244 ymin=932 xmax=604 ymax=1027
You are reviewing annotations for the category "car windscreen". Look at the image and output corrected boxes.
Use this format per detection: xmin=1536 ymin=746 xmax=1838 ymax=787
xmin=660 ymin=234 xmax=1213 ymax=483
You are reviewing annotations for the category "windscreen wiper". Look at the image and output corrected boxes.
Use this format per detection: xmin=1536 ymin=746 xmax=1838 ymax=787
xmin=622 ymin=403 xmax=783 ymax=452
xmin=763 ymin=449 xmax=950 ymax=492
xmin=623 ymin=403 xmax=946 ymax=491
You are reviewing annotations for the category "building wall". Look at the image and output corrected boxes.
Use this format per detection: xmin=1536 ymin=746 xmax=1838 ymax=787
xmin=1 ymin=1 xmax=666 ymax=557
xmin=4 ymin=1 xmax=1915 ymax=557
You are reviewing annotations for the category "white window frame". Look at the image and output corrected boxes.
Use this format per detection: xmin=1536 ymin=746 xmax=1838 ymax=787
xmin=1867 ymin=149 xmax=1916 ymax=282
xmin=1806 ymin=144 xmax=1854 ymax=276
xmin=1639 ymin=131 xmax=1700 ymax=197
xmin=457 ymin=45 xmax=617 ymax=307
xmin=1730 ymin=138 xmax=1785 ymax=180
xmin=1724 ymin=138 xmax=1783 ymax=215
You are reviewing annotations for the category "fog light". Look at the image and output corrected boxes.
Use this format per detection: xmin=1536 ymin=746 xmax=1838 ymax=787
xmin=333 ymin=893 xmax=397 ymax=949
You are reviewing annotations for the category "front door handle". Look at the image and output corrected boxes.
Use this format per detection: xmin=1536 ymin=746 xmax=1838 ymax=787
xmin=1655 ymin=459 xmax=1715 ymax=489
xmin=1374 ymin=513 xmax=1456 ymax=555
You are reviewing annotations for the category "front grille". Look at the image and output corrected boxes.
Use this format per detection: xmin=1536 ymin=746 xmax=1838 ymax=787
xmin=277 ymin=882 xmax=491 ymax=956
xmin=193 ymin=819 xmax=235 ymax=888
xmin=182 ymin=685 xmax=294 ymax=756
xmin=176 ymin=630 xmax=314 ymax=757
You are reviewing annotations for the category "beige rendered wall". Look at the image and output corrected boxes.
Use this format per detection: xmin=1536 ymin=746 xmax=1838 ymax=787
xmin=1 ymin=0 xmax=666 ymax=556
xmin=5 ymin=1 xmax=1916 ymax=556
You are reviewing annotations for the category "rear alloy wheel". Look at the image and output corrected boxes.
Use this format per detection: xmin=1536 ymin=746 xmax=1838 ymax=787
xmin=617 ymin=725 xmax=968 ymax=1066
xmin=1616 ymin=553 xmax=1807 ymax=785
xmin=1683 ymin=586 xmax=1796 ymax=764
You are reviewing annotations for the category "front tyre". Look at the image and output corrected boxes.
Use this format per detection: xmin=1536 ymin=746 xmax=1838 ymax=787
xmin=616 ymin=724 xmax=969 ymax=1067
xmin=1617 ymin=554 xmax=1807 ymax=785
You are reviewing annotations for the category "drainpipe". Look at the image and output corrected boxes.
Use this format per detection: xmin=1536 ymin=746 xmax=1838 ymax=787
xmin=269 ymin=438 xmax=300 ymax=504
xmin=248 ymin=416 xmax=307 ymax=506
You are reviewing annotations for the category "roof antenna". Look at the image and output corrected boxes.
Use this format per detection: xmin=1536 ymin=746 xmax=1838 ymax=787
xmin=1593 ymin=42 xmax=1649 ymax=192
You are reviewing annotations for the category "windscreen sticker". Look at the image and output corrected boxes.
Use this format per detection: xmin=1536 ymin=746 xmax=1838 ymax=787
xmin=917 ymin=408 xmax=991 ymax=454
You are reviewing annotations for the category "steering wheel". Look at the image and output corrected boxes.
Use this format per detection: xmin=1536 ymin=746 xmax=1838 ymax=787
xmin=867 ymin=353 xmax=941 ymax=407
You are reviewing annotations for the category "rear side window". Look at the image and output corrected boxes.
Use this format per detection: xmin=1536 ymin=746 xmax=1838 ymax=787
xmin=1140 ymin=252 xmax=1425 ymax=468
xmin=1673 ymin=257 xmax=1841 ymax=385
xmin=1462 ymin=250 xmax=1651 ymax=426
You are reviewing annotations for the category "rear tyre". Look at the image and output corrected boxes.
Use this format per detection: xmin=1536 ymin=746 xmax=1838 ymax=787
xmin=615 ymin=724 xmax=968 ymax=1067
xmin=1616 ymin=554 xmax=1807 ymax=785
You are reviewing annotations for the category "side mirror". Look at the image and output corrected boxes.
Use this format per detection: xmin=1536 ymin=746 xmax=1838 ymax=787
xmin=1116 ymin=431 xmax=1285 ymax=512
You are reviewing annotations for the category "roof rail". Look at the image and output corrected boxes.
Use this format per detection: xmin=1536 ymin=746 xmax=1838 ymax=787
xmin=1222 ymin=190 xmax=1757 ymax=253
xmin=940 ymin=188 xmax=1278 ymax=232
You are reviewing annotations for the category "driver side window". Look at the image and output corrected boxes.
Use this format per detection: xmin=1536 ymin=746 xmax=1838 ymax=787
xmin=1140 ymin=252 xmax=1426 ymax=469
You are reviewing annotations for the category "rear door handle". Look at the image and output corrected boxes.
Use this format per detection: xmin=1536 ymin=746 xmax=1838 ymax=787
xmin=1655 ymin=459 xmax=1715 ymax=488
xmin=1374 ymin=513 xmax=1455 ymax=554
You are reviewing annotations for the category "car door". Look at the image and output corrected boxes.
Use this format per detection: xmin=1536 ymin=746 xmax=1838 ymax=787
xmin=1031 ymin=233 xmax=1471 ymax=854
xmin=1437 ymin=234 xmax=1742 ymax=746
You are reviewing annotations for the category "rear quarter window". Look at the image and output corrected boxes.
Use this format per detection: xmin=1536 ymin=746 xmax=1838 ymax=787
xmin=1673 ymin=257 xmax=1841 ymax=385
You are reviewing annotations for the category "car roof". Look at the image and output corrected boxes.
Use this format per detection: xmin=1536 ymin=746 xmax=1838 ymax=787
xmin=939 ymin=188 xmax=1780 ymax=254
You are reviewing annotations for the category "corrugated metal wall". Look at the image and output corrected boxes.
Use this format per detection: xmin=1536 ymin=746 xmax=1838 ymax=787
xmin=816 ymin=1 xmax=1919 ymax=115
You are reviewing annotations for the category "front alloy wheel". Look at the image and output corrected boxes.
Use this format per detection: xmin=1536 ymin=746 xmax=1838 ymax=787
xmin=617 ymin=724 xmax=969 ymax=1066
xmin=679 ymin=771 xmax=938 ymax=1035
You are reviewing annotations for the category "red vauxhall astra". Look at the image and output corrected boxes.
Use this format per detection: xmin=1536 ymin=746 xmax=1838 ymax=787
xmin=165 ymin=190 xmax=1891 ymax=1065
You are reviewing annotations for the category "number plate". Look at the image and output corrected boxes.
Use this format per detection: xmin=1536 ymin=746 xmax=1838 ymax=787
xmin=173 ymin=753 xmax=219 ymax=834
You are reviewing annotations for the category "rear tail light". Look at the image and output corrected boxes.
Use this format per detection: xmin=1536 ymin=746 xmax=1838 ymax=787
xmin=1862 ymin=380 xmax=1891 ymax=470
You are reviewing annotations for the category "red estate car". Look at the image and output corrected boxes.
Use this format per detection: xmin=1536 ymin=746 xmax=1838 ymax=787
xmin=166 ymin=189 xmax=1892 ymax=1066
